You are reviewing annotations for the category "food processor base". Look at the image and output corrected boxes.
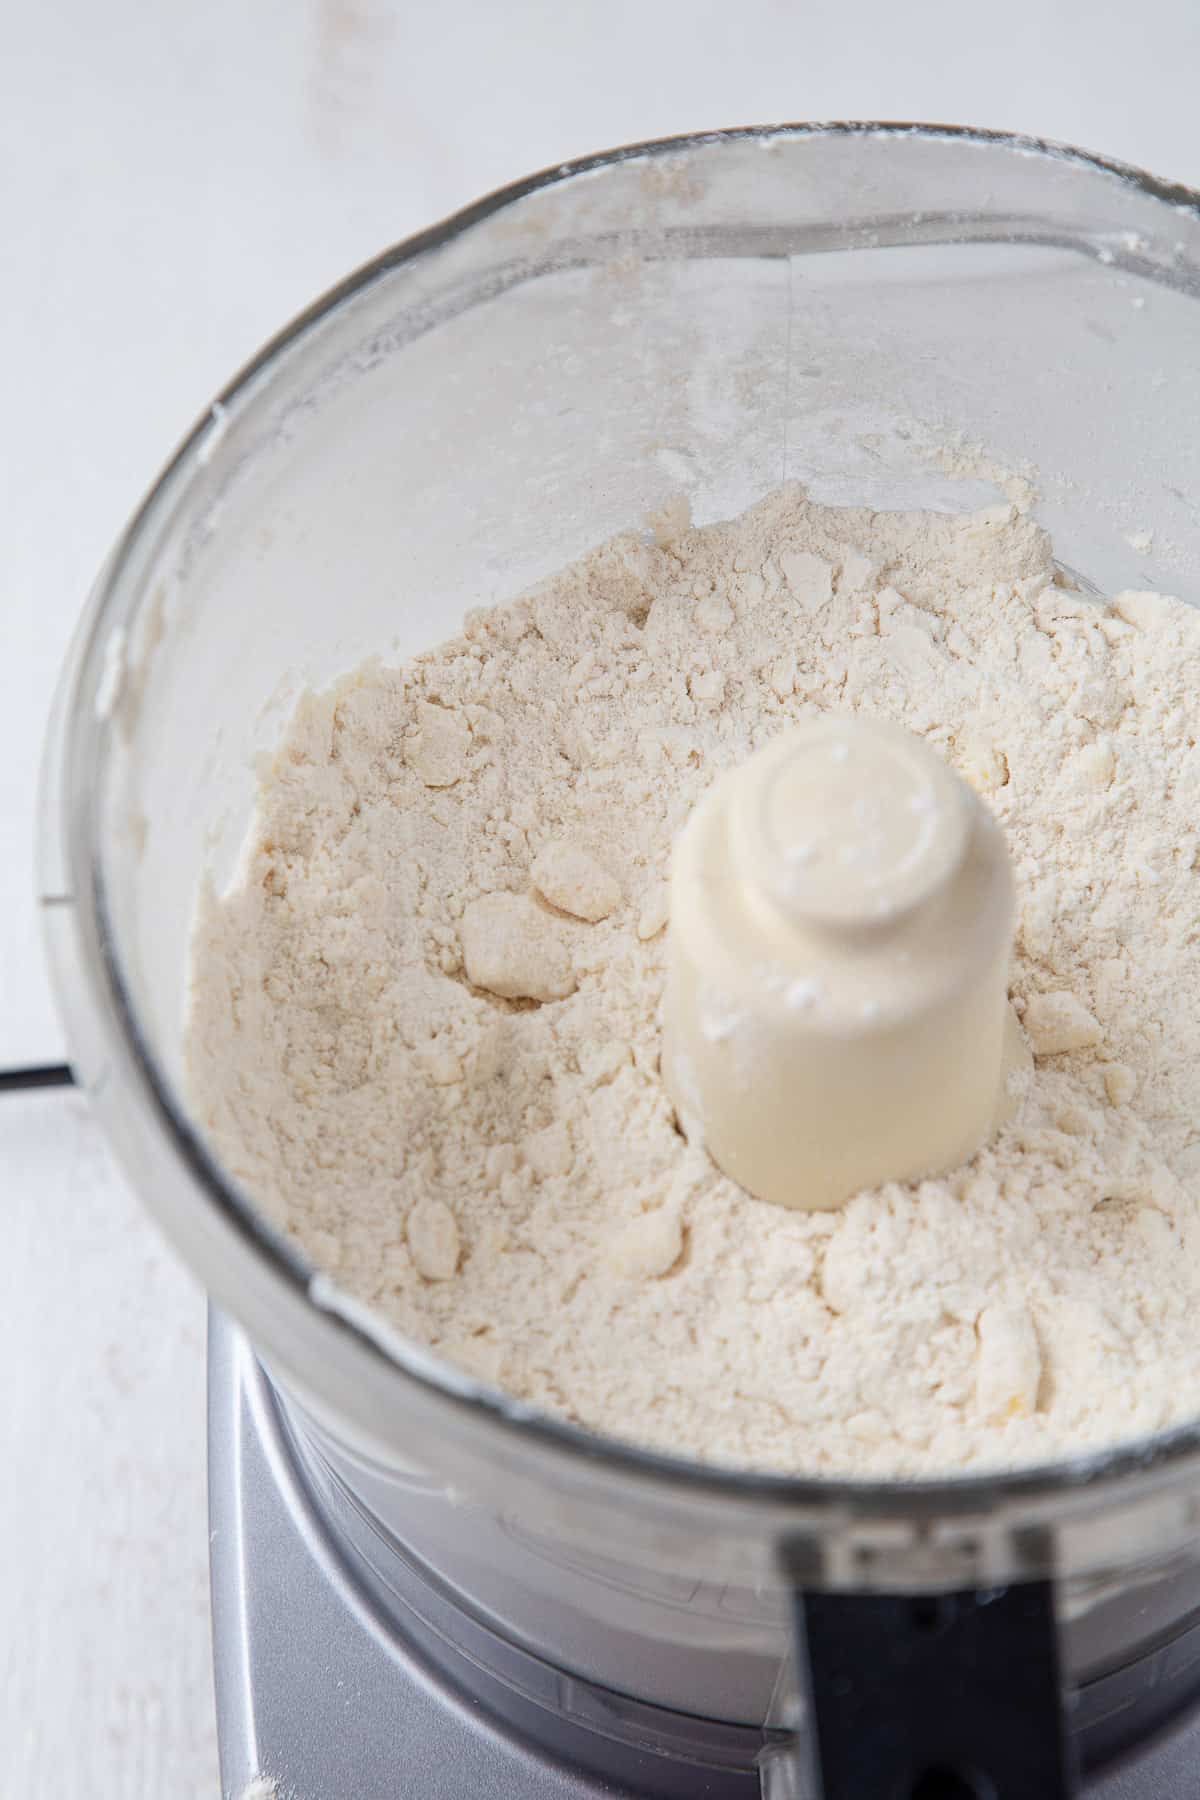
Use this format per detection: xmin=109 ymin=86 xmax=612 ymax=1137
xmin=208 ymin=1310 xmax=1200 ymax=1799
xmin=209 ymin=1311 xmax=611 ymax=1800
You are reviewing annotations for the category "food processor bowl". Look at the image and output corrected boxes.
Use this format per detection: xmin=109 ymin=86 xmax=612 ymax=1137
xmin=40 ymin=126 xmax=1200 ymax=1794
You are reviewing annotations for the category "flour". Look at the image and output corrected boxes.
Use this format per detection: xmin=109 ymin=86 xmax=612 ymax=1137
xmin=186 ymin=486 xmax=1200 ymax=1476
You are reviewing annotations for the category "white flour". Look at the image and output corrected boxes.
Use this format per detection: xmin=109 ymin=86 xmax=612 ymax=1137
xmin=187 ymin=487 xmax=1200 ymax=1476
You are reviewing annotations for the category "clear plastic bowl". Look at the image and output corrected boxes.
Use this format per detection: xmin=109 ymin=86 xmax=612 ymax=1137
xmin=39 ymin=125 xmax=1200 ymax=1781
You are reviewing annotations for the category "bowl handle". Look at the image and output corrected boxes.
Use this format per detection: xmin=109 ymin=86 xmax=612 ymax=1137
xmin=768 ymin=1578 xmax=1076 ymax=1798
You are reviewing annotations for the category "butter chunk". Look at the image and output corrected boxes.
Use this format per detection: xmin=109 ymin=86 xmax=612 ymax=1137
xmin=407 ymin=1197 xmax=460 ymax=1281
xmin=780 ymin=550 xmax=834 ymax=607
xmin=408 ymin=701 xmax=469 ymax=787
xmin=1103 ymin=1063 xmax=1137 ymax=1107
xmin=531 ymin=840 xmax=620 ymax=922
xmin=976 ymin=1302 xmax=1041 ymax=1420
xmin=608 ymin=1208 xmax=684 ymax=1279
xmin=460 ymin=893 xmax=576 ymax=1001
xmin=1024 ymin=992 xmax=1102 ymax=1057
xmin=636 ymin=884 xmax=670 ymax=941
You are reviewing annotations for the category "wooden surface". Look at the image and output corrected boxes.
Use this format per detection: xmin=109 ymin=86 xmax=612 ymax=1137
xmin=4 ymin=1 xmax=1200 ymax=1793
xmin=4 ymin=1091 xmax=215 ymax=1796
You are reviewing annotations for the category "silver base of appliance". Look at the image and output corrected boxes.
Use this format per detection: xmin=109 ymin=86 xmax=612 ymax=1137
xmin=209 ymin=1310 xmax=1200 ymax=1799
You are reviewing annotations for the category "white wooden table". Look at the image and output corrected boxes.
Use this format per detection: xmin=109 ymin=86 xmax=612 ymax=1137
xmin=5 ymin=2 xmax=1199 ymax=1792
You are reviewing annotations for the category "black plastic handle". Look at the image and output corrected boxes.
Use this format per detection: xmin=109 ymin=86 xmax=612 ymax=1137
xmin=795 ymin=1582 xmax=1077 ymax=1798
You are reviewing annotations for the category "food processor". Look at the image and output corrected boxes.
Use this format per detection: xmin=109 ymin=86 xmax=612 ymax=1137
xmin=39 ymin=125 xmax=1200 ymax=1797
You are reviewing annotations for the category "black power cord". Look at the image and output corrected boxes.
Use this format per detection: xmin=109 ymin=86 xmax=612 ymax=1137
xmin=0 ymin=1063 xmax=75 ymax=1092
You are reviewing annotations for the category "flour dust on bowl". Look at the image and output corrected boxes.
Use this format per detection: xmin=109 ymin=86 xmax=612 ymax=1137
xmin=39 ymin=126 xmax=1200 ymax=1799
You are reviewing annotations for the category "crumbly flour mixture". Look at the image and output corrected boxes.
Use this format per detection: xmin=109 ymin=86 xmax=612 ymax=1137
xmin=187 ymin=487 xmax=1200 ymax=1476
